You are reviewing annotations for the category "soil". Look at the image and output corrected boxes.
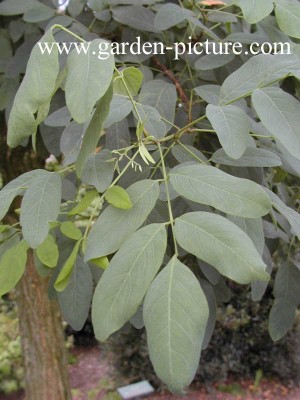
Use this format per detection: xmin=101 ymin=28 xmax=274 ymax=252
xmin=1 ymin=346 xmax=300 ymax=400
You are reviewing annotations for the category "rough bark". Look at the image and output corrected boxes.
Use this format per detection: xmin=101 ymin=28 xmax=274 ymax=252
xmin=16 ymin=251 xmax=72 ymax=400
xmin=1 ymin=111 xmax=72 ymax=400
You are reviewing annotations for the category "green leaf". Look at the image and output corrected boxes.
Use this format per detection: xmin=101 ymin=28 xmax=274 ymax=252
xmin=81 ymin=150 xmax=115 ymax=192
xmin=143 ymin=256 xmax=209 ymax=394
xmin=211 ymin=147 xmax=282 ymax=167
xmin=228 ymin=216 xmax=264 ymax=255
xmin=65 ymin=39 xmax=114 ymax=124
xmin=112 ymin=6 xmax=159 ymax=33
xmin=7 ymin=29 xmax=59 ymax=147
xmin=275 ymin=0 xmax=300 ymax=39
xmin=105 ymin=186 xmax=133 ymax=209
xmin=138 ymin=80 xmax=177 ymax=133
xmin=60 ymin=221 xmax=83 ymax=241
xmin=108 ymin=0 xmax=157 ymax=4
xmin=0 ymin=235 xmax=20 ymax=258
xmin=169 ymin=164 xmax=271 ymax=218
xmin=172 ymin=144 xmax=208 ymax=164
xmin=20 ymin=172 xmax=62 ymax=248
xmin=104 ymin=95 xmax=133 ymax=128
xmin=219 ymin=54 xmax=300 ymax=105
xmin=136 ymin=104 xmax=167 ymax=139
xmin=0 ymin=225 xmax=10 ymax=233
xmin=251 ymin=246 xmax=273 ymax=302
xmin=135 ymin=103 xmax=166 ymax=139
xmin=23 ymin=3 xmax=55 ymax=23
xmin=174 ymin=212 xmax=269 ymax=284
xmin=265 ymin=188 xmax=300 ymax=239
xmin=68 ymin=0 xmax=86 ymax=17
xmin=206 ymin=104 xmax=251 ymax=159
xmin=54 ymin=241 xmax=81 ymax=292
xmin=85 ymin=179 xmax=159 ymax=260
xmin=114 ymin=67 xmax=143 ymax=97
xmin=195 ymin=84 xmax=221 ymax=105
xmin=269 ymin=261 xmax=300 ymax=341
xmin=252 ymin=87 xmax=300 ymax=161
xmin=58 ymin=255 xmax=93 ymax=331
xmin=89 ymin=0 xmax=107 ymax=12
xmin=0 ymin=0 xmax=38 ymax=15
xmin=154 ymin=3 xmax=193 ymax=30
xmin=200 ymin=280 xmax=217 ymax=350
xmin=235 ymin=0 xmax=273 ymax=24
xmin=92 ymin=223 xmax=167 ymax=341
xmin=0 ymin=240 xmax=29 ymax=297
xmin=106 ymin=120 xmax=131 ymax=151
xmin=90 ymin=256 xmax=109 ymax=269
xmin=195 ymin=53 xmax=235 ymax=71
xmin=60 ymin=121 xmax=84 ymax=163
xmin=68 ymin=190 xmax=99 ymax=216
xmin=36 ymin=235 xmax=59 ymax=268
xmin=44 ymin=106 xmax=71 ymax=127
xmin=75 ymin=85 xmax=113 ymax=177
xmin=0 ymin=170 xmax=48 ymax=221
xmin=0 ymin=78 xmax=18 ymax=110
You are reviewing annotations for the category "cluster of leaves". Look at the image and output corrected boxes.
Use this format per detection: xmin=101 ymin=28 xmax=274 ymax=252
xmin=0 ymin=299 xmax=24 ymax=394
xmin=106 ymin=287 xmax=300 ymax=389
xmin=0 ymin=0 xmax=300 ymax=393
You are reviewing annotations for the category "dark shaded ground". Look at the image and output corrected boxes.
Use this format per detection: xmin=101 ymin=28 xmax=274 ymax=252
xmin=148 ymin=380 xmax=300 ymax=400
xmin=1 ymin=346 xmax=300 ymax=399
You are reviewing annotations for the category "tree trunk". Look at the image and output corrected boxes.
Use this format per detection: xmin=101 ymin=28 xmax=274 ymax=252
xmin=16 ymin=250 xmax=72 ymax=400
xmin=1 ymin=110 xmax=72 ymax=400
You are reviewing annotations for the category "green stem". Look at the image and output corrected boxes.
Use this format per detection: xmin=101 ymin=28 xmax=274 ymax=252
xmin=114 ymin=67 xmax=142 ymax=122
xmin=51 ymin=24 xmax=86 ymax=43
xmin=224 ymin=76 xmax=291 ymax=106
xmin=177 ymin=140 xmax=206 ymax=164
xmin=175 ymin=114 xmax=207 ymax=138
xmin=149 ymin=142 xmax=175 ymax=179
xmin=88 ymin=17 xmax=97 ymax=32
xmin=83 ymin=151 xmax=140 ymax=238
xmin=158 ymin=143 xmax=178 ymax=256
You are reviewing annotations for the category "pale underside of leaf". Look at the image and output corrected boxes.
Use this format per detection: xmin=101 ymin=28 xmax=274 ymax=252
xmin=144 ymin=256 xmax=209 ymax=393
xmin=92 ymin=223 xmax=167 ymax=341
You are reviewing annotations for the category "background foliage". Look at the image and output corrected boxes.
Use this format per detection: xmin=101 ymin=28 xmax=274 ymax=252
xmin=0 ymin=299 xmax=24 ymax=395
xmin=0 ymin=0 xmax=300 ymax=393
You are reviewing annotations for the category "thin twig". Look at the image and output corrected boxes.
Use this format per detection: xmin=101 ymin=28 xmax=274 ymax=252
xmin=152 ymin=56 xmax=190 ymax=111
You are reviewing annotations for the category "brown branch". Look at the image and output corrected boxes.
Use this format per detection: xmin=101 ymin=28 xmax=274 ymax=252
xmin=152 ymin=56 xmax=190 ymax=112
